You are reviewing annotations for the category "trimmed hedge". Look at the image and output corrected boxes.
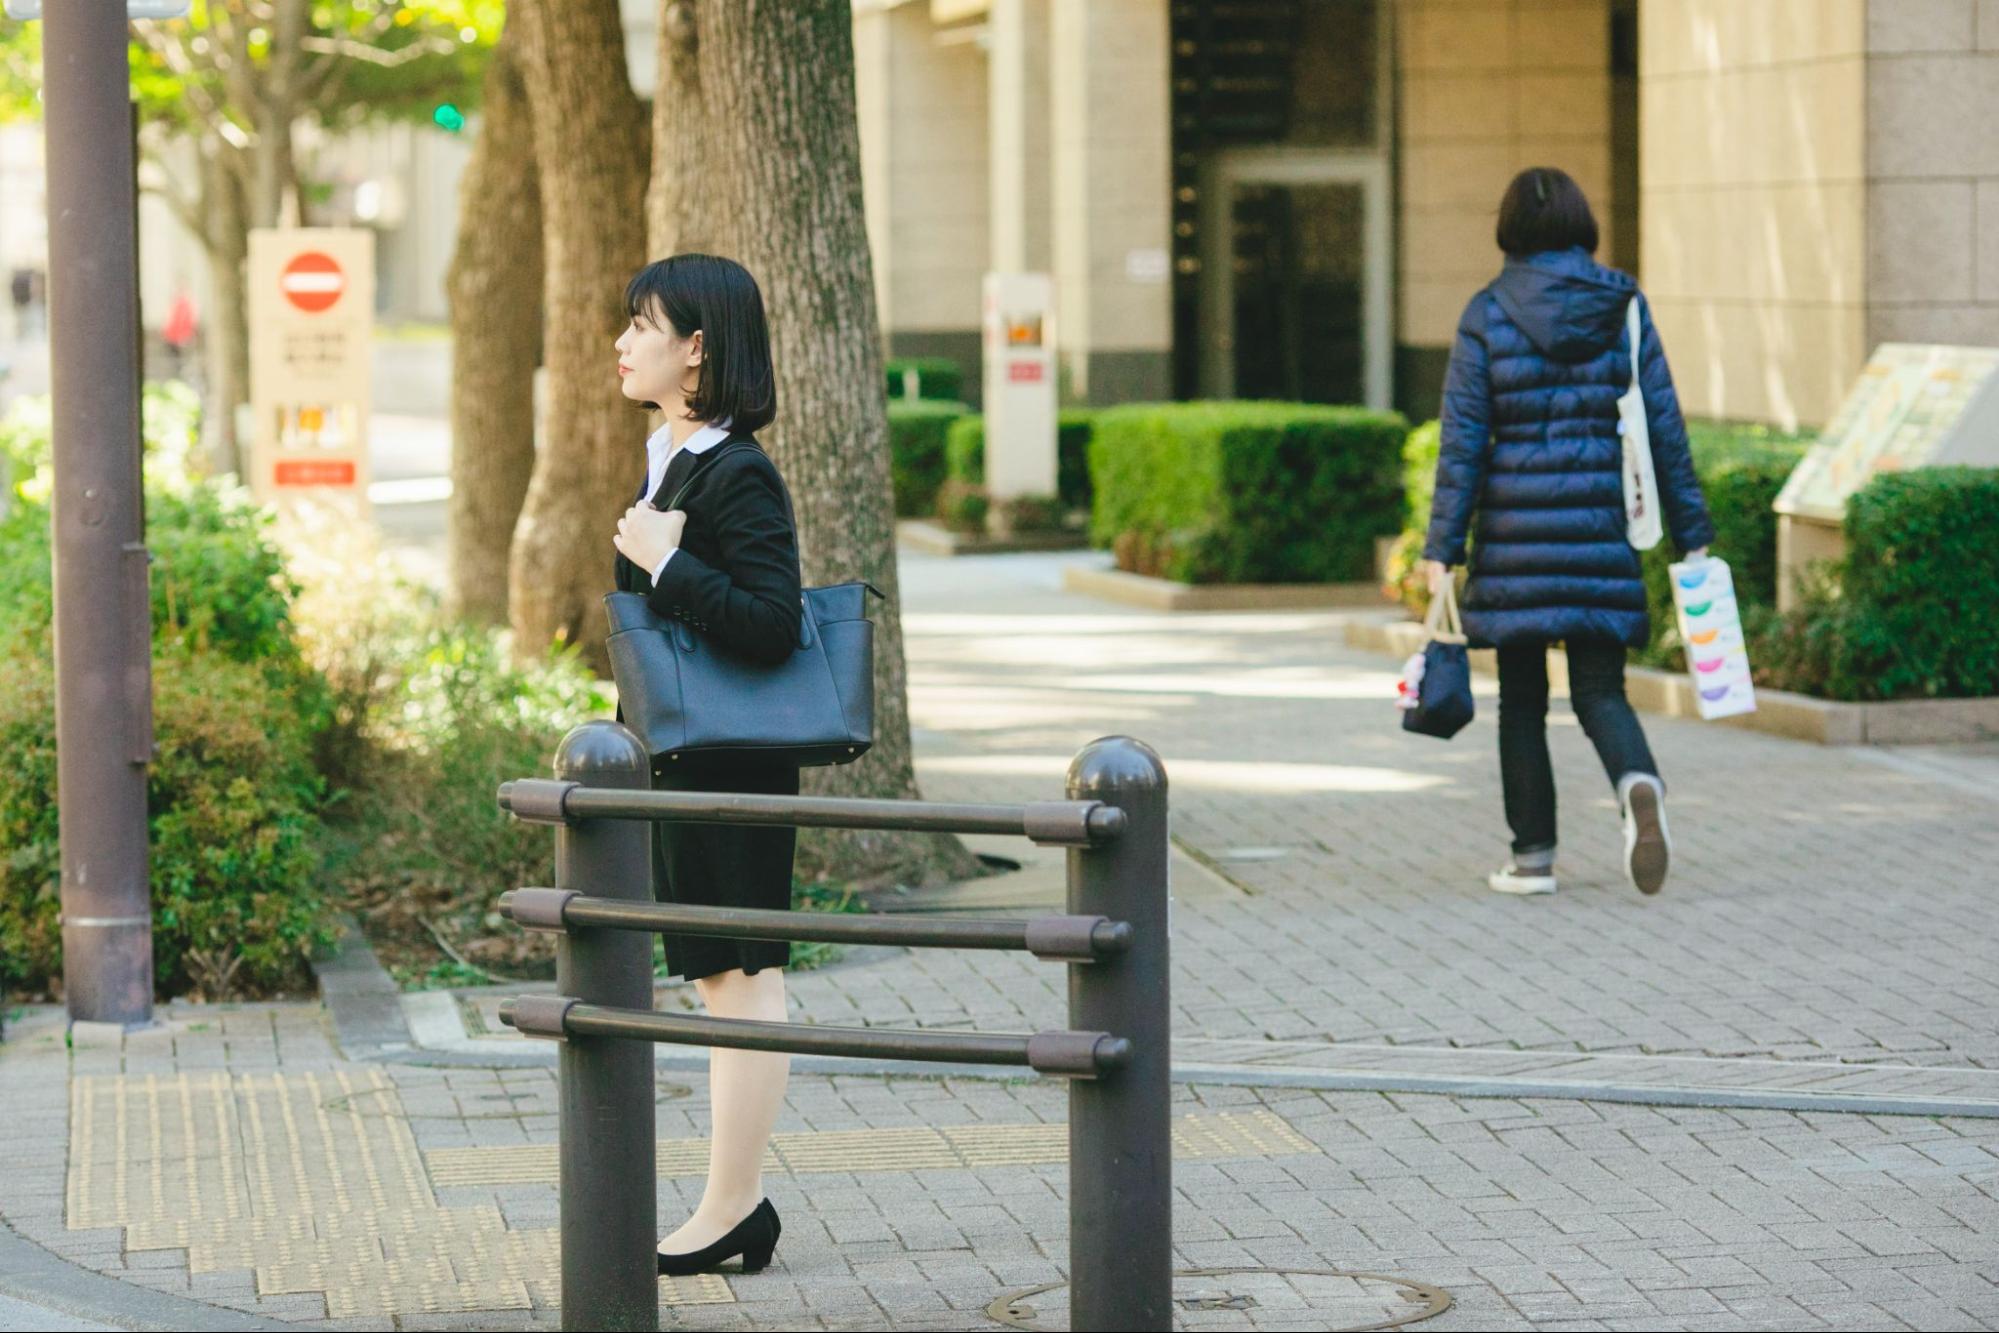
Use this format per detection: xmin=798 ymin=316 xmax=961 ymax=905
xmin=941 ymin=411 xmax=1096 ymax=512
xmin=1383 ymin=421 xmax=1441 ymax=611
xmin=884 ymin=357 xmax=964 ymax=403
xmin=886 ymin=399 xmax=971 ymax=518
xmin=1756 ymin=468 xmax=1999 ymax=701
xmin=1088 ymin=401 xmax=1408 ymax=584
xmin=1635 ymin=422 xmax=1810 ymax=667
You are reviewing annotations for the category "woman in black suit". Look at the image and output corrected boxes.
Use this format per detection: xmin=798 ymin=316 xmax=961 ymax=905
xmin=610 ymin=254 xmax=797 ymax=1276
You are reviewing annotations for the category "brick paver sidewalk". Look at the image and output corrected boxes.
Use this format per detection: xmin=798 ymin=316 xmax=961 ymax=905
xmin=2 ymin=549 xmax=1996 ymax=1330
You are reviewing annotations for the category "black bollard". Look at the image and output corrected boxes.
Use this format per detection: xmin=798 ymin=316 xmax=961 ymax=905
xmin=553 ymin=722 xmax=658 ymax=1331
xmin=1066 ymin=736 xmax=1172 ymax=1331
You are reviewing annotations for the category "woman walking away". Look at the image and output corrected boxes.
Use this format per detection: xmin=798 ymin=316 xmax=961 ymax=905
xmin=1419 ymin=167 xmax=1714 ymax=898
xmin=610 ymin=253 xmax=796 ymax=1275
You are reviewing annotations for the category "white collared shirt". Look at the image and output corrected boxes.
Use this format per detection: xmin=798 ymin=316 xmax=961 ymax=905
xmin=644 ymin=418 xmax=732 ymax=581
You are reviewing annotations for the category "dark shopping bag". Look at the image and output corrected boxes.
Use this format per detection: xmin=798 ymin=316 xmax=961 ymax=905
xmin=1401 ymin=579 xmax=1475 ymax=740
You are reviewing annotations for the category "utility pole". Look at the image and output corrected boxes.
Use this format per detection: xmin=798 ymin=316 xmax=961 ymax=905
xmin=40 ymin=0 xmax=156 ymax=1024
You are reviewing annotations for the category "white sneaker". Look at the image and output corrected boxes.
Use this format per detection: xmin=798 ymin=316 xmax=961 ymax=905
xmin=1619 ymin=774 xmax=1670 ymax=895
xmin=1487 ymin=864 xmax=1557 ymax=895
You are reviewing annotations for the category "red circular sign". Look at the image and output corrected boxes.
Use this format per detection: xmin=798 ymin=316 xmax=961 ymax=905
xmin=280 ymin=251 xmax=345 ymax=314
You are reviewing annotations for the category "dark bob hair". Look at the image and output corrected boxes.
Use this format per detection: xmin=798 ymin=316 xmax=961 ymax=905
xmin=1495 ymin=166 xmax=1599 ymax=259
xmin=624 ymin=253 xmax=776 ymax=432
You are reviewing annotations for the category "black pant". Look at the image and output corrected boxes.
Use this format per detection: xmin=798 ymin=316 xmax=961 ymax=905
xmin=1496 ymin=639 xmax=1659 ymax=856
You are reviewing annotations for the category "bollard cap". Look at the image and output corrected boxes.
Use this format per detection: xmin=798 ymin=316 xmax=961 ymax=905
xmin=1067 ymin=736 xmax=1167 ymax=803
xmin=554 ymin=720 xmax=651 ymax=789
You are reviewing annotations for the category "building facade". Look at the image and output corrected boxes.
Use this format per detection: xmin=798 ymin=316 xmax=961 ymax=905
xmin=855 ymin=0 xmax=1999 ymax=429
xmin=11 ymin=0 xmax=1993 ymax=434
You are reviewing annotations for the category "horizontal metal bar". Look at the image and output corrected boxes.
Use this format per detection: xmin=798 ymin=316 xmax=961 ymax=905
xmin=498 ymin=890 xmax=1132 ymax=962
xmin=495 ymin=1001 xmax=1129 ymax=1078
xmin=496 ymin=783 xmax=1126 ymax=847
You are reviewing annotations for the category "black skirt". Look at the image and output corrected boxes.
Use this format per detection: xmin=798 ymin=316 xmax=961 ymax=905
xmin=650 ymin=752 xmax=800 ymax=981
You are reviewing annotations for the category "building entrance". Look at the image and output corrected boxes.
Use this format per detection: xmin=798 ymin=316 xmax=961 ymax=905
xmin=1170 ymin=0 xmax=1391 ymax=409
xmin=1196 ymin=149 xmax=1389 ymax=408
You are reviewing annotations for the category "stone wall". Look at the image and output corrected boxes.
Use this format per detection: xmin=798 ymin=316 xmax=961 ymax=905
xmin=1395 ymin=0 xmax=1617 ymax=416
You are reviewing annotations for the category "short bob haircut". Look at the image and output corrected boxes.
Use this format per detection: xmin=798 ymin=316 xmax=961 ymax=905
xmin=623 ymin=253 xmax=777 ymax=432
xmin=1495 ymin=166 xmax=1599 ymax=259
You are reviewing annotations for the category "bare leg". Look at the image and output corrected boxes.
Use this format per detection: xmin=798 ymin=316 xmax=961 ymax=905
xmin=659 ymin=966 xmax=790 ymax=1254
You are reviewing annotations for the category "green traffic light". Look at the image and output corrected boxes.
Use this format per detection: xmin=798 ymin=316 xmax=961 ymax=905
xmin=433 ymin=103 xmax=466 ymax=134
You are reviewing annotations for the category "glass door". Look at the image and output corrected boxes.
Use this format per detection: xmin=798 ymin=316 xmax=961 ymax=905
xmin=1199 ymin=150 xmax=1390 ymax=409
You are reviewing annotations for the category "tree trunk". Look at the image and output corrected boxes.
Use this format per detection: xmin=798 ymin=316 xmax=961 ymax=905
xmin=651 ymin=1 xmax=980 ymax=886
xmin=508 ymin=0 xmax=650 ymax=667
xmin=198 ymin=142 xmax=251 ymax=479
xmin=445 ymin=27 xmax=543 ymax=624
xmin=646 ymin=2 xmax=717 ymax=256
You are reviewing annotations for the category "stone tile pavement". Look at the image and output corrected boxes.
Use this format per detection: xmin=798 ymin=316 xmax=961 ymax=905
xmin=5 ymin=1003 xmax=1998 ymax=1330
xmin=4 ymin=549 xmax=1999 ymax=1329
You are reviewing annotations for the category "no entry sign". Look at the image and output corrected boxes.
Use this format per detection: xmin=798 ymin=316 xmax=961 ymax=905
xmin=280 ymin=251 xmax=346 ymax=314
xmin=248 ymin=228 xmax=373 ymax=514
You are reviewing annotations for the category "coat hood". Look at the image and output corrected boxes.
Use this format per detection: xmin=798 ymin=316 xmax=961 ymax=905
xmin=1490 ymin=247 xmax=1635 ymax=363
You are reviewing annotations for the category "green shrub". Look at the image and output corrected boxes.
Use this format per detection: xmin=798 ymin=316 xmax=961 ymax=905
xmin=1384 ymin=421 xmax=1442 ymax=611
xmin=0 ymin=485 xmax=304 ymax=669
xmin=0 ymin=647 xmax=336 ymax=1000
xmin=1635 ymin=422 xmax=1810 ymax=668
xmin=884 ymin=357 xmax=965 ymax=403
xmin=934 ymin=477 xmax=989 ymax=533
xmin=1 ymin=387 xmax=303 ymax=673
xmin=0 ymin=389 xmax=340 ymax=1000
xmin=942 ymin=411 xmax=1096 ymax=513
xmin=1087 ymin=401 xmax=1407 ymax=584
xmin=330 ymin=619 xmax=615 ymax=978
xmin=2 ymin=382 xmax=203 ymax=507
xmin=886 ymin=399 xmax=970 ymax=518
xmin=1755 ymin=468 xmax=1999 ymax=701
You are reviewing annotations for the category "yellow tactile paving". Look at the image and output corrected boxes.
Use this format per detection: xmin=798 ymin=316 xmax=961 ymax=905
xmin=424 ymin=1108 xmax=1319 ymax=1187
xmin=66 ymin=1072 xmax=1315 ymax=1320
xmin=65 ymin=1072 xmax=730 ymax=1319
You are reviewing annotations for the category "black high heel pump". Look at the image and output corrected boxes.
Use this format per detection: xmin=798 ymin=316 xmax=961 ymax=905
xmin=657 ymin=1198 xmax=781 ymax=1277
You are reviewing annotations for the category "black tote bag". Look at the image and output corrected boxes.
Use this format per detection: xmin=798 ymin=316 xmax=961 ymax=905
xmin=1402 ymin=578 xmax=1475 ymax=741
xmin=604 ymin=443 xmax=877 ymax=767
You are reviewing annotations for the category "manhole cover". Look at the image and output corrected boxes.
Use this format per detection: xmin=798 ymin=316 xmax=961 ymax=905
xmin=987 ymin=1267 xmax=1450 ymax=1331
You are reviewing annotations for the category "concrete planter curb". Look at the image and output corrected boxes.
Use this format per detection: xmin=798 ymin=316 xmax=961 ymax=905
xmin=897 ymin=519 xmax=1090 ymax=557
xmin=1343 ymin=617 xmax=1999 ymax=746
xmin=1064 ymin=564 xmax=1392 ymax=612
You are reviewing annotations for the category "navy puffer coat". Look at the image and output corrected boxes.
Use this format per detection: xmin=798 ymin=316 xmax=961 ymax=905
xmin=1423 ymin=247 xmax=1714 ymax=647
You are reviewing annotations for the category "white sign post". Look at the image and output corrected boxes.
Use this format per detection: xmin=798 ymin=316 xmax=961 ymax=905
xmin=248 ymin=228 xmax=373 ymax=515
xmin=980 ymin=272 xmax=1057 ymax=529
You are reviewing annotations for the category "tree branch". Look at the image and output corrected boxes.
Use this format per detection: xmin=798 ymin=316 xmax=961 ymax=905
xmin=298 ymin=33 xmax=457 ymax=69
xmin=140 ymin=163 xmax=213 ymax=256
xmin=131 ymin=20 xmax=234 ymax=135
xmin=301 ymin=1 xmax=408 ymax=103
xmin=208 ymin=1 xmax=267 ymax=129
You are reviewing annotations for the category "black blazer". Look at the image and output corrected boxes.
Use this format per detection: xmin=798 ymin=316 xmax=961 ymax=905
xmin=612 ymin=433 xmax=803 ymax=667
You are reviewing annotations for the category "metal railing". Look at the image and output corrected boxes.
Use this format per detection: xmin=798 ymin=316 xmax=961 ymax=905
xmin=494 ymin=720 xmax=1171 ymax=1332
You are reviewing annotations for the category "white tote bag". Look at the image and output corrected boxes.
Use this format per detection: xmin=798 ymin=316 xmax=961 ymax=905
xmin=1618 ymin=298 xmax=1664 ymax=551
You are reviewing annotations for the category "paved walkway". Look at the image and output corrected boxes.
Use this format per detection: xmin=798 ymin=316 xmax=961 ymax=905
xmin=3 ymin=548 xmax=1998 ymax=1329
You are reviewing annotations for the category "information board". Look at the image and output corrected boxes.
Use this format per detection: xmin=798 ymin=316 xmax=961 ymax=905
xmin=1775 ymin=343 xmax=1999 ymax=522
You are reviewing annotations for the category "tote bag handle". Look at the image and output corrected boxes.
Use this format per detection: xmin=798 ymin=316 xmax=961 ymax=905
xmin=1423 ymin=576 xmax=1467 ymax=645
